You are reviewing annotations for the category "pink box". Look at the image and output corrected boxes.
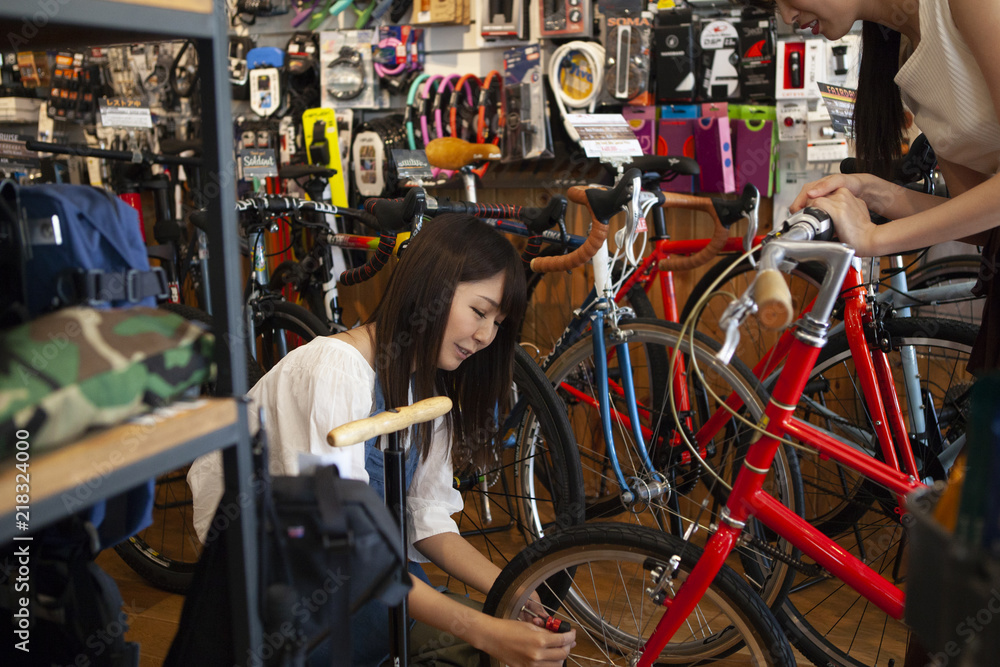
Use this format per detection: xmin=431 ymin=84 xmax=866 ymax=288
xmin=695 ymin=106 xmax=735 ymax=193
xmin=656 ymin=119 xmax=696 ymax=193
xmin=622 ymin=106 xmax=657 ymax=155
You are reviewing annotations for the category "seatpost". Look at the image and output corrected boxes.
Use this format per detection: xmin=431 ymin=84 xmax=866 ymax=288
xmin=383 ymin=425 xmax=409 ymax=667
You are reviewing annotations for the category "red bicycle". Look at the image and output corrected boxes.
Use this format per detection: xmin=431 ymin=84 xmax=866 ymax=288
xmin=487 ymin=204 xmax=971 ymax=665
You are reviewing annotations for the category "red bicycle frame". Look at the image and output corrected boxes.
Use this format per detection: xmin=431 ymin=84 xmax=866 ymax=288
xmin=636 ymin=265 xmax=925 ymax=665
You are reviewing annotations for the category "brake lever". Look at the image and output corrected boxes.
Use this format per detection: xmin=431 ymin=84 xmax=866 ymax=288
xmin=715 ymin=292 xmax=758 ymax=364
xmin=742 ymin=189 xmax=760 ymax=266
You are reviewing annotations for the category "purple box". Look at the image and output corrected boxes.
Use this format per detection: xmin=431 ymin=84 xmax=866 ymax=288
xmin=623 ymin=106 xmax=657 ymax=155
xmin=733 ymin=118 xmax=775 ymax=196
xmin=656 ymin=119 xmax=695 ymax=193
xmin=695 ymin=115 xmax=735 ymax=193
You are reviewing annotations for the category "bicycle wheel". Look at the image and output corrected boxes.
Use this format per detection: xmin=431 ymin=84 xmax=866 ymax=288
xmin=114 ymin=303 xmax=265 ymax=593
xmin=905 ymin=253 xmax=983 ymax=324
xmin=253 ymin=298 xmax=331 ymax=371
xmin=447 ymin=346 xmax=585 ymax=587
xmin=778 ymin=317 xmax=976 ymax=667
xmin=482 ymin=523 xmax=795 ymax=666
xmin=679 ymin=252 xmax=826 ymax=374
xmin=544 ymin=318 xmax=802 ymax=612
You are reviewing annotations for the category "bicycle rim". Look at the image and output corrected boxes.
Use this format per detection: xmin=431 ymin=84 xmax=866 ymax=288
xmin=482 ymin=524 xmax=795 ymax=666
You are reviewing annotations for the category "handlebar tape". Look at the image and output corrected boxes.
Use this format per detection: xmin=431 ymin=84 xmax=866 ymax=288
xmin=656 ymin=192 xmax=731 ymax=272
xmin=339 ymin=232 xmax=398 ymax=286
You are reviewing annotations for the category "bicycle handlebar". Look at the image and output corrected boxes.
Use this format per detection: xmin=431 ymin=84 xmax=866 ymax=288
xmin=656 ymin=192 xmax=731 ymax=272
xmin=363 ymin=187 xmax=426 ymax=233
xmin=431 ymin=195 xmax=568 ymax=235
xmin=339 ymin=232 xmax=400 ymax=287
xmin=531 ymin=169 xmax=639 ymax=274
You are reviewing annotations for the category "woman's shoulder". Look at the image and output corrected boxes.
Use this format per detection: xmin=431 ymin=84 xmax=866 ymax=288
xmin=262 ymin=335 xmax=375 ymax=383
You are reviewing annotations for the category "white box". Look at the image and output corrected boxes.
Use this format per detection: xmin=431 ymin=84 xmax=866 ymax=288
xmin=775 ymin=39 xmax=824 ymax=100
xmin=0 ymin=97 xmax=42 ymax=123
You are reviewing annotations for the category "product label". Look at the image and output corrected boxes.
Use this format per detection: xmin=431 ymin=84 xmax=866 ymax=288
xmin=239 ymin=148 xmax=279 ymax=178
xmin=98 ymin=97 xmax=152 ymax=128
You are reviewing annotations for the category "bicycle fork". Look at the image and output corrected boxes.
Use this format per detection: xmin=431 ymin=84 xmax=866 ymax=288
xmin=590 ymin=303 xmax=669 ymax=506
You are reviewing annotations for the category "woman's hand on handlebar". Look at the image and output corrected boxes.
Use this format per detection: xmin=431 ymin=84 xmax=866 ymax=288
xmin=475 ymin=615 xmax=576 ymax=667
xmin=790 ymin=172 xmax=898 ymax=217
xmin=807 ymin=187 xmax=880 ymax=256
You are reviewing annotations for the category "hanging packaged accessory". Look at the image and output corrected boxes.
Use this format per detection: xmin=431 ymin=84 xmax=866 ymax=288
xmin=302 ymin=107 xmax=350 ymax=205
xmin=229 ymin=36 xmax=255 ymax=101
xmin=321 ymin=31 xmax=380 ymax=109
xmin=502 ymin=44 xmax=552 ymax=161
xmin=600 ymin=9 xmax=653 ymax=105
xmin=232 ymin=0 xmax=290 ymax=25
xmin=549 ymin=40 xmax=604 ymax=144
xmin=246 ymin=46 xmax=285 ymax=117
xmin=352 ymin=114 xmax=408 ymax=198
xmin=481 ymin=0 xmax=528 ymax=40
xmin=539 ymin=0 xmax=591 ymax=37
xmin=326 ymin=46 xmax=366 ymax=101
xmin=285 ymin=32 xmax=320 ymax=119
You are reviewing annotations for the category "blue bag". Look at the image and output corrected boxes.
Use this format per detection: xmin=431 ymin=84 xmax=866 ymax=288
xmin=0 ymin=180 xmax=167 ymax=321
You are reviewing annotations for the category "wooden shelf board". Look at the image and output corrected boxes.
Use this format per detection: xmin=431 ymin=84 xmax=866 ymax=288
xmin=0 ymin=398 xmax=238 ymax=524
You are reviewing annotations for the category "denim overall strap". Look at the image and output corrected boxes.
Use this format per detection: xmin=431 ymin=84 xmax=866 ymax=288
xmin=364 ymin=376 xmax=420 ymax=500
xmin=352 ymin=376 xmax=427 ymax=667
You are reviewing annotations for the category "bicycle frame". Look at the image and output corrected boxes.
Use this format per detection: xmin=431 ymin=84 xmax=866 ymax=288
xmin=638 ymin=261 xmax=925 ymax=665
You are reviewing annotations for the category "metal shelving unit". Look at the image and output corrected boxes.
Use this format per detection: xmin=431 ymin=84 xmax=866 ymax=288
xmin=0 ymin=0 xmax=262 ymax=655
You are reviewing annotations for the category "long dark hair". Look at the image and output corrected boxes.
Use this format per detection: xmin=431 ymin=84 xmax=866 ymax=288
xmin=854 ymin=21 xmax=905 ymax=179
xmin=367 ymin=213 xmax=527 ymax=471
xmin=732 ymin=2 xmax=907 ymax=178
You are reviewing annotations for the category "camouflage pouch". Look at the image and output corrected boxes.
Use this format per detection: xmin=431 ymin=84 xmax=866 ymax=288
xmin=0 ymin=305 xmax=216 ymax=455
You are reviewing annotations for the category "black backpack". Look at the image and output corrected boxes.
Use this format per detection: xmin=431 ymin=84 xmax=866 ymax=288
xmin=165 ymin=435 xmax=411 ymax=666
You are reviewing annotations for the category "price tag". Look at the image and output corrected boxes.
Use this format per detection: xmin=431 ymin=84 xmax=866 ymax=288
xmin=391 ymin=149 xmax=433 ymax=181
xmin=565 ymin=114 xmax=643 ymax=160
xmin=239 ymin=148 xmax=279 ymax=179
xmin=99 ymin=97 xmax=153 ymax=128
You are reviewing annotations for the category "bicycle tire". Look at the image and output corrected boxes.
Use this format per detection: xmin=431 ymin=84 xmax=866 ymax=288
xmin=447 ymin=346 xmax=585 ymax=582
xmin=543 ymin=318 xmax=802 ymax=612
xmin=481 ymin=523 xmax=796 ymax=666
xmin=904 ymin=253 xmax=983 ymax=324
xmin=113 ymin=303 xmax=264 ymax=593
xmin=254 ymin=298 xmax=331 ymax=371
xmin=778 ymin=316 xmax=976 ymax=667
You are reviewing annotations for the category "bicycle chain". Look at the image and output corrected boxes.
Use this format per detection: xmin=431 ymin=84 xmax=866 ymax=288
xmin=740 ymin=532 xmax=826 ymax=578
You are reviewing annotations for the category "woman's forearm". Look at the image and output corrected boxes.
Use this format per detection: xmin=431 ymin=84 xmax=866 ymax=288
xmin=415 ymin=531 xmax=502 ymax=595
xmin=862 ymin=178 xmax=948 ymax=220
xmin=870 ymin=175 xmax=1000 ymax=256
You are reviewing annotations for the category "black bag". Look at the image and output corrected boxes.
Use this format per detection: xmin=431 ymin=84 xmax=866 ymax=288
xmin=166 ymin=441 xmax=411 ymax=667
